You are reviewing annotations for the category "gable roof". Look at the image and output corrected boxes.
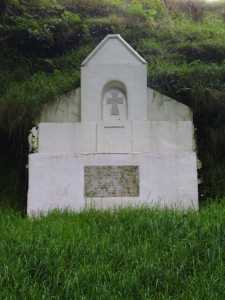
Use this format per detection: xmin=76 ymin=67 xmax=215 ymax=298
xmin=81 ymin=34 xmax=147 ymax=66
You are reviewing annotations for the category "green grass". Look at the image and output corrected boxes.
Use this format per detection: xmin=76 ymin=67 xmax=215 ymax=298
xmin=1 ymin=201 xmax=225 ymax=299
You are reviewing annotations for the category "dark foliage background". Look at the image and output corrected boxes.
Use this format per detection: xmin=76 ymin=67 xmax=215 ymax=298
xmin=1 ymin=0 xmax=225 ymax=209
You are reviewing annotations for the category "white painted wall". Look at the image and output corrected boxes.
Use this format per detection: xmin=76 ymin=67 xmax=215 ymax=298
xmin=38 ymin=88 xmax=195 ymax=155
xmin=38 ymin=120 xmax=194 ymax=154
xmin=39 ymin=88 xmax=193 ymax=124
xmin=28 ymin=88 xmax=198 ymax=216
xmin=28 ymin=154 xmax=84 ymax=215
xmin=40 ymin=89 xmax=81 ymax=123
xmin=38 ymin=122 xmax=97 ymax=154
xmin=81 ymin=36 xmax=148 ymax=122
xmin=148 ymin=89 xmax=193 ymax=121
xmin=82 ymin=64 xmax=148 ymax=122
xmin=28 ymin=34 xmax=198 ymax=216
xmin=28 ymin=153 xmax=198 ymax=216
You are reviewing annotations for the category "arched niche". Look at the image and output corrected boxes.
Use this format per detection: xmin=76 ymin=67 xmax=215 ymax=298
xmin=102 ymin=81 xmax=127 ymax=122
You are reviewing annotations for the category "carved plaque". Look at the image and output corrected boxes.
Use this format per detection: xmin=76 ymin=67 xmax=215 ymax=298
xmin=84 ymin=166 xmax=139 ymax=197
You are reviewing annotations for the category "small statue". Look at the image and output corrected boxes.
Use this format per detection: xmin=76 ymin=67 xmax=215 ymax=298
xmin=28 ymin=126 xmax=39 ymax=153
xmin=197 ymin=159 xmax=202 ymax=170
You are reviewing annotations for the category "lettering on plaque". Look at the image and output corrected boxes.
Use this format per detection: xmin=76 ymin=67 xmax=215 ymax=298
xmin=84 ymin=166 xmax=139 ymax=197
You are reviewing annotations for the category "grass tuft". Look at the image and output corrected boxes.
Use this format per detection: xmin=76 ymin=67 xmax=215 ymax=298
xmin=0 ymin=202 xmax=225 ymax=299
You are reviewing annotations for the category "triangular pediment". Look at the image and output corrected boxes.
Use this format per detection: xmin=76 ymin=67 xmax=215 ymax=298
xmin=82 ymin=34 xmax=147 ymax=66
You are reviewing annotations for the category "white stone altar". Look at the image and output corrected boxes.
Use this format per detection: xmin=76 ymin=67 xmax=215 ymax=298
xmin=27 ymin=34 xmax=198 ymax=216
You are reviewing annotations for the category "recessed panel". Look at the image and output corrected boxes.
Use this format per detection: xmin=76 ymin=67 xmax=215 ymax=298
xmin=84 ymin=166 xmax=139 ymax=197
xmin=97 ymin=122 xmax=132 ymax=153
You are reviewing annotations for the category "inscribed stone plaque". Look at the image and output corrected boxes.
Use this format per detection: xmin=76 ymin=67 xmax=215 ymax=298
xmin=84 ymin=166 xmax=139 ymax=197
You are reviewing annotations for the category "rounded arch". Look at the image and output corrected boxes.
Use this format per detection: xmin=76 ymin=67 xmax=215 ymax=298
xmin=101 ymin=80 xmax=128 ymax=121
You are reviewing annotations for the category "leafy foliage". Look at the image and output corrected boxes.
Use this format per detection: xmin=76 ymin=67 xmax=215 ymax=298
xmin=1 ymin=0 xmax=225 ymax=207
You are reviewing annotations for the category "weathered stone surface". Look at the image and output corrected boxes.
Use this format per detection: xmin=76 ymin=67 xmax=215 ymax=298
xmin=40 ymin=89 xmax=81 ymax=123
xmin=84 ymin=166 xmax=139 ymax=197
xmin=148 ymin=89 xmax=193 ymax=122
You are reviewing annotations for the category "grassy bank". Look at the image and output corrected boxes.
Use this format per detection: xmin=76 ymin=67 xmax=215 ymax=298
xmin=0 ymin=201 xmax=225 ymax=299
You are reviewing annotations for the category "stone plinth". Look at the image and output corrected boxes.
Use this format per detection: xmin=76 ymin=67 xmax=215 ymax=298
xmin=28 ymin=152 xmax=198 ymax=216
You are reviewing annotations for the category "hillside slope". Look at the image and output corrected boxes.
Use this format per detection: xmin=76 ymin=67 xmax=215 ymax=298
xmin=1 ymin=0 xmax=225 ymax=208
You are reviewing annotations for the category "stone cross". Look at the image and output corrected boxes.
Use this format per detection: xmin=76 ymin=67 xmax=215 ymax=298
xmin=107 ymin=91 xmax=124 ymax=116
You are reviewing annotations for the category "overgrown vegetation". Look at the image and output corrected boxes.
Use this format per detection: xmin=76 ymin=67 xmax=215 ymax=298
xmin=1 ymin=203 xmax=225 ymax=299
xmin=1 ymin=0 xmax=225 ymax=208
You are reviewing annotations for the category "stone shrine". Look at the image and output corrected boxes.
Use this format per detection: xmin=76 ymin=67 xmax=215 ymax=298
xmin=28 ymin=34 xmax=198 ymax=216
